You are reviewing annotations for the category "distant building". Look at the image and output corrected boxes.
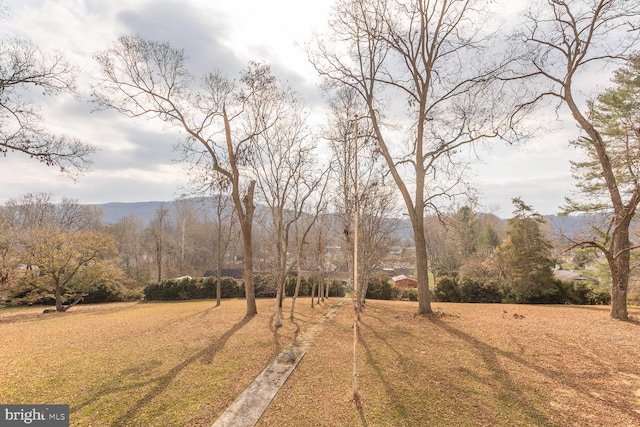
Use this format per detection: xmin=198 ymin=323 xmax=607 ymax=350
xmin=553 ymin=269 xmax=599 ymax=284
xmin=392 ymin=275 xmax=418 ymax=288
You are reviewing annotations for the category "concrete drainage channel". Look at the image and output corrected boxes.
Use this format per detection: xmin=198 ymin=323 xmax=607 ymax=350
xmin=212 ymin=299 xmax=346 ymax=427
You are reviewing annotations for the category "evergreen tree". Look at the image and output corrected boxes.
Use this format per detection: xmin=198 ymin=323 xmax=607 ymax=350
xmin=563 ymin=54 xmax=640 ymax=318
xmin=494 ymin=198 xmax=556 ymax=303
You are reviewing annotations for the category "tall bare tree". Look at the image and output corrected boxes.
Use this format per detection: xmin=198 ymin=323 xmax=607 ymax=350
xmin=289 ymin=177 xmax=329 ymax=319
xmin=2 ymin=192 xmax=102 ymax=233
xmin=148 ymin=204 xmax=171 ymax=283
xmin=0 ymin=37 xmax=94 ymax=175
xmin=107 ymin=214 xmax=150 ymax=284
xmin=210 ymin=190 xmax=237 ymax=306
xmin=324 ymin=86 xmax=399 ymax=315
xmin=516 ymin=0 xmax=640 ymax=320
xmin=249 ymin=81 xmax=324 ymax=327
xmin=93 ymin=36 xmax=283 ymax=316
xmin=311 ymin=0 xmax=522 ymax=314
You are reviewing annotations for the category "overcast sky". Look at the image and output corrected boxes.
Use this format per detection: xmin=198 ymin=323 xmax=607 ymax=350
xmin=0 ymin=0 xmax=601 ymax=217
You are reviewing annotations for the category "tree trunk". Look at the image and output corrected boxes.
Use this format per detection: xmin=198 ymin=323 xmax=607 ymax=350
xmin=565 ymin=92 xmax=631 ymax=321
xmin=238 ymin=180 xmax=257 ymax=317
xmin=273 ymin=280 xmax=283 ymax=328
xmin=609 ymin=218 xmax=630 ymax=320
xmin=55 ymin=281 xmax=63 ymax=312
xmin=414 ymin=222 xmax=433 ymax=315
xmin=61 ymin=295 xmax=84 ymax=312
xmin=216 ymin=268 xmax=221 ymax=307
xmin=241 ymin=218 xmax=256 ymax=316
xmin=290 ymin=264 xmax=302 ymax=319
xmin=610 ymin=276 xmax=628 ymax=320
xmin=216 ymin=214 xmax=222 ymax=307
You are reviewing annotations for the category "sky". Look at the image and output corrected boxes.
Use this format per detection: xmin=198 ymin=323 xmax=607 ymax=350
xmin=0 ymin=0 xmax=603 ymax=217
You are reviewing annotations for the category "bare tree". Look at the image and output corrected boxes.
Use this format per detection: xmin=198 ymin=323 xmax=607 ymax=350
xmin=289 ymin=170 xmax=330 ymax=319
xmin=210 ymin=190 xmax=237 ymax=306
xmin=107 ymin=214 xmax=150 ymax=284
xmin=307 ymin=214 xmax=332 ymax=309
xmin=324 ymin=86 xmax=400 ymax=316
xmin=93 ymin=36 xmax=284 ymax=316
xmin=148 ymin=204 xmax=171 ymax=283
xmin=0 ymin=212 xmax=19 ymax=291
xmin=250 ymin=81 xmax=324 ymax=327
xmin=311 ymin=0 xmax=521 ymax=314
xmin=0 ymin=38 xmax=94 ymax=175
xmin=516 ymin=0 xmax=640 ymax=320
xmin=2 ymin=192 xmax=102 ymax=232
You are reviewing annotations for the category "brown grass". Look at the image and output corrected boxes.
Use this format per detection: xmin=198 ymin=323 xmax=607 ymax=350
xmin=1 ymin=299 xmax=639 ymax=426
xmin=0 ymin=298 xmax=332 ymax=426
xmin=258 ymin=301 xmax=640 ymax=427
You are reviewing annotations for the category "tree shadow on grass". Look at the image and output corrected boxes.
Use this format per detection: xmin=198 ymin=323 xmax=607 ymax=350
xmin=360 ymin=306 xmax=556 ymax=426
xmin=353 ymin=393 xmax=368 ymax=427
xmin=426 ymin=315 xmax=555 ymax=426
xmin=70 ymin=315 xmax=253 ymax=426
xmin=151 ymin=303 xmax=222 ymax=332
xmin=427 ymin=313 xmax=640 ymax=425
xmin=357 ymin=322 xmax=411 ymax=423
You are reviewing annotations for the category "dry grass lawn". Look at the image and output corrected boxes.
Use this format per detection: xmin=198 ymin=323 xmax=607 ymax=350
xmin=1 ymin=298 xmax=639 ymax=426
xmin=258 ymin=301 xmax=640 ymax=427
xmin=0 ymin=298 xmax=329 ymax=426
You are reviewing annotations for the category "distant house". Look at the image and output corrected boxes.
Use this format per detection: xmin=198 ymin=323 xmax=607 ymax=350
xmin=392 ymin=275 xmax=418 ymax=288
xmin=553 ymin=269 xmax=599 ymax=284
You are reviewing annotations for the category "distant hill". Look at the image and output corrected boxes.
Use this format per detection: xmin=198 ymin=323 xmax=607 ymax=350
xmin=95 ymin=200 xmax=595 ymax=237
xmin=544 ymin=214 xmax=594 ymax=236
xmin=98 ymin=201 xmax=175 ymax=224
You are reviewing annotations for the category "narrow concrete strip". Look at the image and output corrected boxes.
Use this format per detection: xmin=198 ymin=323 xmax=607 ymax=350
xmin=212 ymin=299 xmax=345 ymax=427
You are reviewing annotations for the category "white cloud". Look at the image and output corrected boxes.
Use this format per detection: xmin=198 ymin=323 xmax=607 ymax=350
xmin=0 ymin=0 xmax=620 ymax=217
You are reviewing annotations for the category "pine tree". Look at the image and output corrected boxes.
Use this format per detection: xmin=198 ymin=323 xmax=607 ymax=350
xmin=563 ymin=54 xmax=640 ymax=318
xmin=494 ymin=198 xmax=556 ymax=303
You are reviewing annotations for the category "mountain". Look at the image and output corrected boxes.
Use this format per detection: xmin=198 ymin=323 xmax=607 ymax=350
xmin=95 ymin=200 xmax=595 ymax=238
xmin=544 ymin=214 xmax=594 ymax=236
xmin=98 ymin=201 xmax=175 ymax=224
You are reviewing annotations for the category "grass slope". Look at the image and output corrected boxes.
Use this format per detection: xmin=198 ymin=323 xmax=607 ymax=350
xmin=0 ymin=298 xmax=327 ymax=426
xmin=1 ymin=299 xmax=639 ymax=426
xmin=258 ymin=301 xmax=640 ymax=427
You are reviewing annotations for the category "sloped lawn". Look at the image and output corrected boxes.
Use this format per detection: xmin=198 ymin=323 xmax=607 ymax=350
xmin=1 ymin=299 xmax=639 ymax=426
xmin=0 ymin=298 xmax=329 ymax=426
xmin=258 ymin=301 xmax=640 ymax=427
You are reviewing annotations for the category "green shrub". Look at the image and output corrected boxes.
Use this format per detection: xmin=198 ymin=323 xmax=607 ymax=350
xmin=253 ymin=274 xmax=277 ymax=297
xmin=459 ymin=278 xmax=502 ymax=303
xmin=9 ymin=278 xmax=139 ymax=306
xmin=366 ymin=275 xmax=394 ymax=300
xmin=284 ymin=273 xmax=312 ymax=296
xmin=565 ymin=280 xmax=610 ymax=305
xmin=433 ymin=276 xmax=461 ymax=302
xmin=398 ymin=287 xmax=418 ymax=301
xmin=83 ymin=282 xmax=129 ymax=303
xmin=143 ymin=276 xmax=243 ymax=300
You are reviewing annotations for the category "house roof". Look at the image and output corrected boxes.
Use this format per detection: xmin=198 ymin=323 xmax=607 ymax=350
xmin=392 ymin=275 xmax=417 ymax=282
xmin=553 ymin=269 xmax=599 ymax=284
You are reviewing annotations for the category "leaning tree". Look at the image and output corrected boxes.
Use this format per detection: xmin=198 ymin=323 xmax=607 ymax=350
xmin=516 ymin=0 xmax=640 ymax=320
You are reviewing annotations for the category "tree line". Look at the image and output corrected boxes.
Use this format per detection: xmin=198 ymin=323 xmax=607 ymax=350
xmin=2 ymin=0 xmax=640 ymax=319
xmin=1 ymin=191 xmax=632 ymax=312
